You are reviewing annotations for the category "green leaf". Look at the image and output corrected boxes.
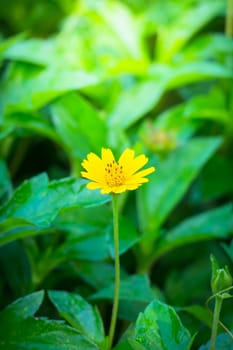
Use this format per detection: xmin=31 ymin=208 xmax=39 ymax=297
xmin=54 ymin=231 xmax=109 ymax=262
xmin=0 ymin=241 xmax=31 ymax=296
xmin=196 ymin=154 xmax=233 ymax=201
xmin=56 ymin=1 xmax=147 ymax=73
xmin=222 ymin=239 xmax=233 ymax=263
xmin=0 ymin=33 xmax=26 ymax=63
xmin=0 ymin=173 xmax=110 ymax=227
xmin=31 ymin=68 xmax=99 ymax=109
xmin=95 ymin=0 xmax=145 ymax=60
xmin=54 ymin=205 xmax=112 ymax=236
xmin=0 ymin=124 xmax=14 ymax=141
xmin=4 ymin=112 xmax=60 ymax=143
xmin=199 ymin=332 xmax=233 ymax=350
xmin=53 ymin=206 xmax=112 ymax=262
xmin=168 ymin=62 xmax=233 ymax=88
xmin=0 ymin=174 xmax=110 ymax=246
xmin=107 ymin=78 xmax=167 ymax=129
xmin=180 ymin=33 xmax=233 ymax=62
xmin=0 ymin=318 xmax=99 ymax=350
xmin=51 ymin=92 xmax=107 ymax=160
xmin=0 ymin=160 xmax=12 ymax=203
xmin=183 ymin=88 xmax=230 ymax=125
xmin=134 ymin=300 xmax=192 ymax=350
xmin=70 ymin=261 xmax=121 ymax=290
xmin=182 ymin=305 xmax=212 ymax=328
xmin=0 ymin=217 xmax=41 ymax=247
xmin=90 ymin=274 xmax=154 ymax=303
xmin=0 ymin=62 xmax=99 ymax=114
xmin=3 ymin=38 xmax=56 ymax=66
xmin=48 ymin=290 xmax=105 ymax=345
xmin=0 ymin=291 xmax=99 ymax=350
xmin=0 ymin=291 xmax=44 ymax=321
xmin=113 ymin=339 xmax=147 ymax=350
xmin=137 ymin=137 xmax=222 ymax=235
xmin=152 ymin=100 xmax=200 ymax=142
xmin=90 ymin=274 xmax=157 ymax=321
xmin=154 ymin=204 xmax=233 ymax=259
xmin=156 ymin=0 xmax=224 ymax=62
xmin=164 ymin=255 xmax=211 ymax=306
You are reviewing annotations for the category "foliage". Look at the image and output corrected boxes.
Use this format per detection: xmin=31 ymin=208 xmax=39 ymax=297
xmin=0 ymin=0 xmax=233 ymax=349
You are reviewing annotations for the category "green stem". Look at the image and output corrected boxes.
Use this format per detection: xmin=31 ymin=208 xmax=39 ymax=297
xmin=108 ymin=195 xmax=120 ymax=350
xmin=209 ymin=296 xmax=223 ymax=350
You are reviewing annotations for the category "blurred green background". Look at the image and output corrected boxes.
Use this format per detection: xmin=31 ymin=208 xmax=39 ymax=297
xmin=0 ymin=0 xmax=233 ymax=349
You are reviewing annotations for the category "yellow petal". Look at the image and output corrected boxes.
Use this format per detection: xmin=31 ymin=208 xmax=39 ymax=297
xmin=101 ymin=186 xmax=112 ymax=194
xmin=125 ymin=177 xmax=149 ymax=184
xmin=101 ymin=148 xmax=115 ymax=164
xmin=81 ymin=152 xmax=101 ymax=170
xmin=81 ymin=152 xmax=105 ymax=182
xmin=111 ymin=185 xmax=127 ymax=193
xmin=118 ymin=148 xmax=135 ymax=164
xmin=125 ymin=184 xmax=141 ymax=190
xmin=124 ymin=167 xmax=155 ymax=185
xmin=128 ymin=154 xmax=148 ymax=176
xmin=131 ymin=166 xmax=155 ymax=179
xmin=86 ymin=182 xmax=102 ymax=190
xmin=119 ymin=149 xmax=149 ymax=177
xmin=81 ymin=171 xmax=102 ymax=182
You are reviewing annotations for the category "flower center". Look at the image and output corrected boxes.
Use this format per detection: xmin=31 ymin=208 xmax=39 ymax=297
xmin=105 ymin=160 xmax=125 ymax=186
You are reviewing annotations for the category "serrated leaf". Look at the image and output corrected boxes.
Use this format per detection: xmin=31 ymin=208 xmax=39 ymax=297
xmin=0 ymin=292 xmax=99 ymax=350
xmin=0 ymin=174 xmax=110 ymax=226
xmin=0 ymin=318 xmax=98 ymax=350
xmin=48 ymin=290 xmax=105 ymax=345
xmin=134 ymin=300 xmax=192 ymax=350
xmin=0 ymin=174 xmax=110 ymax=247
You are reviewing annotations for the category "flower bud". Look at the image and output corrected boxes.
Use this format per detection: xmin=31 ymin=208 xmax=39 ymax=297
xmin=210 ymin=254 xmax=233 ymax=294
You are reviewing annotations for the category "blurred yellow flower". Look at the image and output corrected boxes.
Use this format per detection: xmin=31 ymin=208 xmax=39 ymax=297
xmin=81 ymin=148 xmax=155 ymax=194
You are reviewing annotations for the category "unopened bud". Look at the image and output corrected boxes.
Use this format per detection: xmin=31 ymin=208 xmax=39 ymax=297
xmin=210 ymin=255 xmax=233 ymax=294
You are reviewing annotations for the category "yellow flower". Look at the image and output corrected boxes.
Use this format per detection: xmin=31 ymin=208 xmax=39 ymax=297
xmin=81 ymin=148 xmax=155 ymax=194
